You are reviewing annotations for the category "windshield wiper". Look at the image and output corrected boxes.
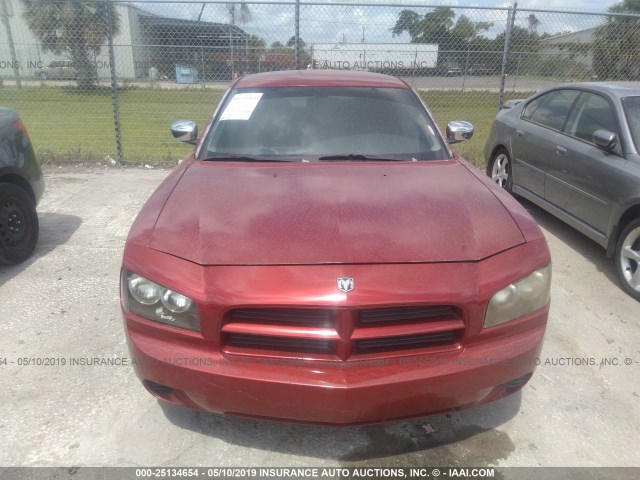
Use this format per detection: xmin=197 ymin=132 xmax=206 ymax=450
xmin=317 ymin=154 xmax=405 ymax=161
xmin=201 ymin=154 xmax=293 ymax=162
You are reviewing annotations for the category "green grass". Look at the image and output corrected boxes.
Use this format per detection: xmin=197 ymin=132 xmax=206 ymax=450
xmin=0 ymin=85 xmax=531 ymax=166
xmin=0 ymin=85 xmax=223 ymax=164
xmin=419 ymin=90 xmax=534 ymax=168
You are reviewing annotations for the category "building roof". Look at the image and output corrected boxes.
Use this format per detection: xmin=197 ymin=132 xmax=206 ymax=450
xmin=540 ymin=27 xmax=597 ymax=43
xmin=139 ymin=15 xmax=249 ymax=41
xmin=234 ymin=69 xmax=411 ymax=89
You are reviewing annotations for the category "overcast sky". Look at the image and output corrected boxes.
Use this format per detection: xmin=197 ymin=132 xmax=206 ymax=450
xmin=134 ymin=0 xmax=623 ymax=45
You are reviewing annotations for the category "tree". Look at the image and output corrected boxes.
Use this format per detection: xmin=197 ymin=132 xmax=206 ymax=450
xmin=226 ymin=2 xmax=250 ymax=77
xmin=22 ymin=0 xmax=120 ymax=88
xmin=227 ymin=1 xmax=251 ymax=26
xmin=391 ymin=8 xmax=455 ymax=45
xmin=527 ymin=14 xmax=541 ymax=33
xmin=248 ymin=35 xmax=266 ymax=52
xmin=391 ymin=8 xmax=492 ymax=68
xmin=593 ymin=0 xmax=640 ymax=79
xmin=492 ymin=26 xmax=543 ymax=75
xmin=287 ymin=36 xmax=306 ymax=49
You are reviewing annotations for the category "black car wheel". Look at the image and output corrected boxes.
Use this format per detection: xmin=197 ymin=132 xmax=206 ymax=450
xmin=0 ymin=183 xmax=39 ymax=265
xmin=489 ymin=148 xmax=513 ymax=192
xmin=615 ymin=218 xmax=640 ymax=301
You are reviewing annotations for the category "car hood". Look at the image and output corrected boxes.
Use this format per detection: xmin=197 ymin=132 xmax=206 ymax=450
xmin=149 ymin=161 xmax=524 ymax=265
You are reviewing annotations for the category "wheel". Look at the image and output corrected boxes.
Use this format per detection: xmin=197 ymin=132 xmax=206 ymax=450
xmin=615 ymin=218 xmax=640 ymax=301
xmin=38 ymin=71 xmax=48 ymax=80
xmin=0 ymin=183 xmax=39 ymax=265
xmin=489 ymin=148 xmax=513 ymax=192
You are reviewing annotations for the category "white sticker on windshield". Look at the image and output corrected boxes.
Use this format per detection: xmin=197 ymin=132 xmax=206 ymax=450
xmin=219 ymin=92 xmax=263 ymax=121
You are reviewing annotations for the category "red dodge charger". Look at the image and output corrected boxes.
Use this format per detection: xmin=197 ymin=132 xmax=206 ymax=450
xmin=121 ymin=70 xmax=551 ymax=425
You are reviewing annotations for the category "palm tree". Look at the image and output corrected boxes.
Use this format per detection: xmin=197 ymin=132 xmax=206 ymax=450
xmin=227 ymin=1 xmax=251 ymax=26
xmin=527 ymin=14 xmax=541 ymax=34
xmin=226 ymin=2 xmax=251 ymax=78
xmin=22 ymin=0 xmax=120 ymax=88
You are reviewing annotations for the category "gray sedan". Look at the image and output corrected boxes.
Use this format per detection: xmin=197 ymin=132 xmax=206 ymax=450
xmin=485 ymin=83 xmax=640 ymax=301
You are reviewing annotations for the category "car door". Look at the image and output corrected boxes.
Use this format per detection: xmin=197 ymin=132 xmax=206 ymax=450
xmin=544 ymin=91 xmax=626 ymax=234
xmin=511 ymin=89 xmax=580 ymax=198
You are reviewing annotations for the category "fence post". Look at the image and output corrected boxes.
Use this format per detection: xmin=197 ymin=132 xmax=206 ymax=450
xmin=295 ymin=0 xmax=301 ymax=69
xmin=512 ymin=52 xmax=521 ymax=92
xmin=230 ymin=6 xmax=235 ymax=80
xmin=498 ymin=2 xmax=517 ymax=112
xmin=0 ymin=0 xmax=21 ymax=89
xmin=462 ymin=47 xmax=470 ymax=93
xmin=106 ymin=1 xmax=124 ymax=165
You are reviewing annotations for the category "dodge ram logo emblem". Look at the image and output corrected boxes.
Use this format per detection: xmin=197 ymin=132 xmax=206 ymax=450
xmin=337 ymin=277 xmax=354 ymax=293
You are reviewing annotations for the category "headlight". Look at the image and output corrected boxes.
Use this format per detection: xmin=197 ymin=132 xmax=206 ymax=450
xmin=484 ymin=265 xmax=551 ymax=328
xmin=161 ymin=289 xmax=192 ymax=313
xmin=121 ymin=270 xmax=200 ymax=331
xmin=128 ymin=274 xmax=161 ymax=305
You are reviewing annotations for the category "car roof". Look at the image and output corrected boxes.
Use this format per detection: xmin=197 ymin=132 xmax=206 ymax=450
xmin=234 ymin=69 xmax=411 ymax=89
xmin=551 ymin=82 xmax=640 ymax=100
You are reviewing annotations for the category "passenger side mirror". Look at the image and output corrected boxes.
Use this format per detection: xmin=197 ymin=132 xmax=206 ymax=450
xmin=171 ymin=120 xmax=198 ymax=144
xmin=592 ymin=129 xmax=616 ymax=150
xmin=446 ymin=121 xmax=474 ymax=144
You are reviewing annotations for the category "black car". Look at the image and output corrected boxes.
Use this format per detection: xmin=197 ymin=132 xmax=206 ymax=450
xmin=0 ymin=108 xmax=44 ymax=264
xmin=485 ymin=83 xmax=640 ymax=301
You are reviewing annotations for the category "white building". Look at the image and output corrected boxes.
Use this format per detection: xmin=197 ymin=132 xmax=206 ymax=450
xmin=0 ymin=0 xmax=247 ymax=81
xmin=539 ymin=28 xmax=597 ymax=74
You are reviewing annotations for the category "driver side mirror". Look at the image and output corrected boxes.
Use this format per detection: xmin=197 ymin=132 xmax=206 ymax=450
xmin=446 ymin=121 xmax=474 ymax=144
xmin=171 ymin=120 xmax=198 ymax=144
xmin=592 ymin=129 xmax=616 ymax=150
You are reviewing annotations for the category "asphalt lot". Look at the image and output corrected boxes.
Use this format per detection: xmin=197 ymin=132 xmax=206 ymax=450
xmin=1 ymin=165 xmax=639 ymax=468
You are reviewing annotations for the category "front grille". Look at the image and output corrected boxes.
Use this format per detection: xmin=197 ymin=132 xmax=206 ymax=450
xmin=231 ymin=308 xmax=332 ymax=326
xmin=227 ymin=334 xmax=334 ymax=353
xmin=356 ymin=331 xmax=460 ymax=351
xmin=359 ymin=306 xmax=458 ymax=324
xmin=222 ymin=306 xmax=464 ymax=360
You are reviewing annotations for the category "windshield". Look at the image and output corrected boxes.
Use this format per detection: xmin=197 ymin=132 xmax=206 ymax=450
xmin=623 ymin=96 xmax=640 ymax=151
xmin=199 ymin=86 xmax=448 ymax=161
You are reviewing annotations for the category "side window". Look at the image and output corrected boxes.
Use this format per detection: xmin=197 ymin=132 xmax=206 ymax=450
xmin=522 ymin=94 xmax=546 ymax=120
xmin=522 ymin=90 xmax=579 ymax=131
xmin=565 ymin=92 xmax=618 ymax=144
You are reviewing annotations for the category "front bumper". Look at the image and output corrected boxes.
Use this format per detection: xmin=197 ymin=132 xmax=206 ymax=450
xmin=123 ymin=239 xmax=550 ymax=425
xmin=127 ymin=320 xmax=544 ymax=425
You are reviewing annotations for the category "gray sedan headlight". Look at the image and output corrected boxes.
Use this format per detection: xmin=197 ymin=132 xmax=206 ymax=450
xmin=484 ymin=265 xmax=551 ymax=328
xmin=121 ymin=270 xmax=200 ymax=331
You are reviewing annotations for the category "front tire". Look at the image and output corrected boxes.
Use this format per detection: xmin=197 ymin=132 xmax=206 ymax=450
xmin=489 ymin=148 xmax=513 ymax=192
xmin=0 ymin=183 xmax=39 ymax=265
xmin=615 ymin=218 xmax=640 ymax=301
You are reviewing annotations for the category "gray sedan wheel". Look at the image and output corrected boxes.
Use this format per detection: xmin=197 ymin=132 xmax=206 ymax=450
xmin=616 ymin=218 xmax=640 ymax=301
xmin=489 ymin=149 xmax=512 ymax=192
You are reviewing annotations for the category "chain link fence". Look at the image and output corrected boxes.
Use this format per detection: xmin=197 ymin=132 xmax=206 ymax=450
xmin=1 ymin=0 xmax=640 ymax=166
